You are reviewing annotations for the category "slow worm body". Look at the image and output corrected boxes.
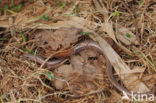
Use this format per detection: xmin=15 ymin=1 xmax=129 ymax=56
xmin=24 ymin=40 xmax=153 ymax=96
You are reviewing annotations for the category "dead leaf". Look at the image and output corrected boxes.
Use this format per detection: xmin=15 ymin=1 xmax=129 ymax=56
xmin=95 ymin=35 xmax=150 ymax=93
xmin=93 ymin=0 xmax=117 ymax=42
xmin=114 ymin=66 xmax=145 ymax=75
xmin=102 ymin=21 xmax=117 ymax=42
xmin=53 ymin=65 xmax=74 ymax=89
xmin=54 ymin=65 xmax=77 ymax=81
xmin=35 ymin=27 xmax=82 ymax=50
xmin=70 ymin=56 xmax=84 ymax=71
xmin=52 ymin=50 xmax=107 ymax=95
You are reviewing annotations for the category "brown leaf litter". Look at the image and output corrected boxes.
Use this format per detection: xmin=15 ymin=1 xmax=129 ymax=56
xmin=52 ymin=49 xmax=108 ymax=96
xmin=32 ymin=27 xmax=82 ymax=57
xmin=35 ymin=27 xmax=81 ymax=50
xmin=0 ymin=0 xmax=156 ymax=103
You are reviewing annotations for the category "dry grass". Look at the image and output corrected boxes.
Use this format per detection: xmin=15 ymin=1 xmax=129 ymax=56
xmin=0 ymin=0 xmax=156 ymax=103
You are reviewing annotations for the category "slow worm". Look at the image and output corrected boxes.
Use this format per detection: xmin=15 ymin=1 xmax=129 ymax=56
xmin=24 ymin=40 xmax=153 ymax=96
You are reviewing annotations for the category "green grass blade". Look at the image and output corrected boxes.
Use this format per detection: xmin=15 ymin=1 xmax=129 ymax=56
xmin=22 ymin=47 xmax=35 ymax=54
xmin=126 ymin=33 xmax=131 ymax=38
xmin=80 ymin=32 xmax=93 ymax=35
xmin=61 ymin=2 xmax=66 ymax=8
xmin=20 ymin=32 xmax=26 ymax=42
xmin=74 ymin=4 xmax=78 ymax=16
xmin=0 ymin=38 xmax=8 ymax=41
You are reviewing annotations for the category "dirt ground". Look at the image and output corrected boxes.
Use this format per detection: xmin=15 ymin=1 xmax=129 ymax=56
xmin=0 ymin=0 xmax=156 ymax=103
